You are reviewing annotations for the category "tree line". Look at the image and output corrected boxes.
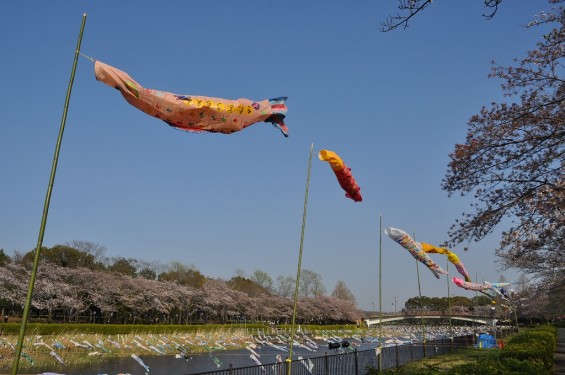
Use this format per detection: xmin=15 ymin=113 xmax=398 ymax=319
xmin=0 ymin=242 xmax=360 ymax=325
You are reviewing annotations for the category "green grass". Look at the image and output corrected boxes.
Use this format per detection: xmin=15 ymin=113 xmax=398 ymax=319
xmin=377 ymin=347 xmax=502 ymax=374
xmin=373 ymin=328 xmax=556 ymax=375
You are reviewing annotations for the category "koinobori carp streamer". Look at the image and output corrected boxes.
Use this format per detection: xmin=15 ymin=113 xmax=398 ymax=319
xmin=420 ymin=242 xmax=471 ymax=282
xmin=95 ymin=61 xmax=288 ymax=137
xmin=318 ymin=149 xmax=362 ymax=202
xmin=385 ymin=227 xmax=448 ymax=279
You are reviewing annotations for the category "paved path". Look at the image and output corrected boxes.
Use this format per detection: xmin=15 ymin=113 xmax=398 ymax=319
xmin=556 ymin=328 xmax=565 ymax=374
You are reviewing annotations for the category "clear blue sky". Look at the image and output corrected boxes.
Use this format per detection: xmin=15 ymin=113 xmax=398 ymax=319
xmin=0 ymin=1 xmax=548 ymax=312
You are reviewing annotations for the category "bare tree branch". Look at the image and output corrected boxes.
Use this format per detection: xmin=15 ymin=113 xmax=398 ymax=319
xmin=381 ymin=0 xmax=504 ymax=32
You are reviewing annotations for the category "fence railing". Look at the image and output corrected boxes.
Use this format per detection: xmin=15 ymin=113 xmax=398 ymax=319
xmin=187 ymin=330 xmax=512 ymax=375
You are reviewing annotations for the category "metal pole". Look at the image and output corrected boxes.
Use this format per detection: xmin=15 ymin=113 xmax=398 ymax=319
xmin=378 ymin=215 xmax=383 ymax=371
xmin=11 ymin=13 xmax=87 ymax=375
xmin=514 ymin=303 xmax=519 ymax=332
xmin=287 ymin=143 xmax=314 ymax=375
xmin=474 ymin=272 xmax=478 ymax=330
xmin=446 ymin=261 xmax=452 ymax=337
xmin=415 ymin=237 xmax=427 ymax=358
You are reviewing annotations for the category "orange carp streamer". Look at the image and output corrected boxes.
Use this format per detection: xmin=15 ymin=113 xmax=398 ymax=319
xmin=95 ymin=61 xmax=288 ymax=137
xmin=318 ymin=150 xmax=362 ymax=202
xmin=420 ymin=243 xmax=472 ymax=282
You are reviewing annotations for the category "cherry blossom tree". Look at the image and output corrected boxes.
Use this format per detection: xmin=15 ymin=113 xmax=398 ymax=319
xmin=442 ymin=2 xmax=564 ymax=308
xmin=0 ymin=258 xmax=363 ymax=324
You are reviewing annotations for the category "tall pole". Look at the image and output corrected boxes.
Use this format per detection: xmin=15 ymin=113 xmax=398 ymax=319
xmin=287 ymin=143 xmax=314 ymax=375
xmin=378 ymin=215 xmax=383 ymax=371
xmin=416 ymin=259 xmax=427 ymax=357
xmin=474 ymin=272 xmax=478 ymax=329
xmin=446 ymin=261 xmax=452 ymax=337
xmin=414 ymin=233 xmax=427 ymax=357
xmin=11 ymin=13 xmax=87 ymax=375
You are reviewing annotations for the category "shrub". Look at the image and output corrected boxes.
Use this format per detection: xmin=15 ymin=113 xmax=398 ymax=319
xmin=502 ymin=326 xmax=557 ymax=371
xmin=500 ymin=357 xmax=551 ymax=375
xmin=447 ymin=358 xmax=505 ymax=375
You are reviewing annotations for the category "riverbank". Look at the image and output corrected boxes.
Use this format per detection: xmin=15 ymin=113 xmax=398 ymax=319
xmin=0 ymin=324 xmax=396 ymax=372
xmin=0 ymin=323 xmax=500 ymax=373
xmin=0 ymin=329 xmax=253 ymax=371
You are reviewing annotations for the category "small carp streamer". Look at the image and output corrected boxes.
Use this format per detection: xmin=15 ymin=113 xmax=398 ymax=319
xmin=484 ymin=281 xmax=512 ymax=298
xmin=95 ymin=61 xmax=288 ymax=137
xmin=318 ymin=150 xmax=362 ymax=202
xmin=420 ymin=243 xmax=471 ymax=282
xmin=131 ymin=353 xmax=150 ymax=373
xmin=385 ymin=227 xmax=448 ymax=279
xmin=452 ymin=277 xmax=498 ymax=298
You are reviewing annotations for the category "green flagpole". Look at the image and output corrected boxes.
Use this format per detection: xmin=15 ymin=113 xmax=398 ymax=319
xmin=11 ymin=13 xmax=87 ymax=375
xmin=287 ymin=143 xmax=314 ymax=375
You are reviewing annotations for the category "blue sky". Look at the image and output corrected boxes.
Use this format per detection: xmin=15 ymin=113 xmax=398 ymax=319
xmin=0 ymin=1 xmax=549 ymax=312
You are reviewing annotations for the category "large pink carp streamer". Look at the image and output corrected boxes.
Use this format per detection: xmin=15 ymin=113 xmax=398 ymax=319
xmin=420 ymin=243 xmax=471 ymax=282
xmin=452 ymin=277 xmax=498 ymax=298
xmin=95 ymin=61 xmax=288 ymax=137
xmin=318 ymin=150 xmax=362 ymax=202
xmin=384 ymin=227 xmax=448 ymax=279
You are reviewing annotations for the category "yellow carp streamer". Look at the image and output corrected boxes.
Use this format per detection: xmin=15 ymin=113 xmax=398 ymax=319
xmin=420 ymin=243 xmax=471 ymax=282
xmin=318 ymin=150 xmax=362 ymax=202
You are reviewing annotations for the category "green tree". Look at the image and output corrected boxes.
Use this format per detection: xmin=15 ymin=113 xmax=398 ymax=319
xmin=20 ymin=245 xmax=100 ymax=269
xmin=66 ymin=240 xmax=106 ymax=266
xmin=250 ymin=269 xmax=274 ymax=293
xmin=405 ymin=296 xmax=433 ymax=310
xmin=431 ymin=297 xmax=448 ymax=312
xmin=0 ymin=249 xmax=11 ymax=266
xmin=227 ymin=275 xmax=270 ymax=297
xmin=107 ymin=257 xmax=137 ymax=276
xmin=158 ymin=261 xmax=205 ymax=288
xmin=138 ymin=267 xmax=157 ymax=280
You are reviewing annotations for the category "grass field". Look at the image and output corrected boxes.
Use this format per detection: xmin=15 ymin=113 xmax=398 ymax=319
xmin=379 ymin=346 xmax=502 ymax=374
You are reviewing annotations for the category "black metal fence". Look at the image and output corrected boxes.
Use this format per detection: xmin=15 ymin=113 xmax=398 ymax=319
xmin=186 ymin=329 xmax=515 ymax=375
xmin=186 ymin=334 xmax=484 ymax=375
